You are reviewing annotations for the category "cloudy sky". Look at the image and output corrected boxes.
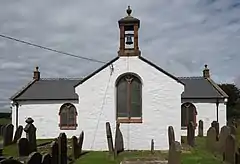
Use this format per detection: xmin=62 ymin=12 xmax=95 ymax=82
xmin=0 ymin=0 xmax=240 ymax=110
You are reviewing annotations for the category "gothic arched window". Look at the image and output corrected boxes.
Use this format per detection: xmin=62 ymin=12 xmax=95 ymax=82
xmin=116 ymin=73 xmax=142 ymax=123
xmin=181 ymin=102 xmax=197 ymax=128
xmin=59 ymin=103 xmax=78 ymax=130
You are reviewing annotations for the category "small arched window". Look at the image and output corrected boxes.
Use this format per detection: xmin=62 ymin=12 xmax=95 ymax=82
xmin=181 ymin=102 xmax=197 ymax=128
xmin=116 ymin=73 xmax=142 ymax=123
xmin=59 ymin=103 xmax=78 ymax=130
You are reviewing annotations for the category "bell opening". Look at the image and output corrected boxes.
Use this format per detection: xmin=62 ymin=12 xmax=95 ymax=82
xmin=125 ymin=33 xmax=134 ymax=48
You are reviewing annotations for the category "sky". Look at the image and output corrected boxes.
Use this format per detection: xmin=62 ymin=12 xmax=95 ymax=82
xmin=0 ymin=0 xmax=240 ymax=111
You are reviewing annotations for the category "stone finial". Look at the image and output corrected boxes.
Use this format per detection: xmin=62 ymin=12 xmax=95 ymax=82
xmin=33 ymin=66 xmax=40 ymax=81
xmin=203 ymin=64 xmax=210 ymax=78
xmin=25 ymin=117 xmax=34 ymax=124
xmin=126 ymin=6 xmax=132 ymax=16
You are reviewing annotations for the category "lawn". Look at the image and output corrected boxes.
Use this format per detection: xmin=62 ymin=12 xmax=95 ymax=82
xmin=2 ymin=137 xmax=224 ymax=164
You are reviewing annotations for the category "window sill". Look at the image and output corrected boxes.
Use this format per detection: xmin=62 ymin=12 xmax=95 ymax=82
xmin=117 ymin=118 xmax=142 ymax=123
xmin=181 ymin=127 xmax=187 ymax=130
xmin=59 ymin=124 xmax=78 ymax=130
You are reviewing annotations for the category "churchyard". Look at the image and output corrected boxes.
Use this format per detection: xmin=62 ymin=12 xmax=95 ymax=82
xmin=0 ymin=118 xmax=238 ymax=164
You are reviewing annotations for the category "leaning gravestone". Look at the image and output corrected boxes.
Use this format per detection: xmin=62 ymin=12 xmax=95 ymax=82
xmin=168 ymin=126 xmax=175 ymax=149
xmin=114 ymin=123 xmax=124 ymax=156
xmin=206 ymin=127 xmax=217 ymax=152
xmin=42 ymin=153 xmax=52 ymax=164
xmin=187 ymin=121 xmax=195 ymax=147
xmin=71 ymin=136 xmax=80 ymax=159
xmin=17 ymin=138 xmax=30 ymax=156
xmin=78 ymin=131 xmax=84 ymax=155
xmin=198 ymin=120 xmax=203 ymax=137
xmin=13 ymin=126 xmax=23 ymax=143
xmin=168 ymin=141 xmax=181 ymax=164
xmin=219 ymin=126 xmax=231 ymax=154
xmin=211 ymin=121 xmax=219 ymax=140
xmin=3 ymin=124 xmax=14 ymax=146
xmin=58 ymin=133 xmax=67 ymax=164
xmin=224 ymin=134 xmax=236 ymax=164
xmin=26 ymin=152 xmax=42 ymax=164
xmin=49 ymin=141 xmax=58 ymax=164
xmin=24 ymin=118 xmax=37 ymax=153
xmin=106 ymin=122 xmax=114 ymax=155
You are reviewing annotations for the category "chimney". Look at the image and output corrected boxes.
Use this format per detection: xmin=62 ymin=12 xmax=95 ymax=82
xmin=203 ymin=64 xmax=210 ymax=78
xmin=33 ymin=66 xmax=40 ymax=80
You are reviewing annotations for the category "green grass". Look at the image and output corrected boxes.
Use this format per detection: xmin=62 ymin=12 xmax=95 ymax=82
xmin=2 ymin=137 xmax=224 ymax=164
xmin=0 ymin=118 xmax=11 ymax=125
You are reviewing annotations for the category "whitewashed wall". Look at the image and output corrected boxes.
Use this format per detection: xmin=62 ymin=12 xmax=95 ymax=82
xmin=181 ymin=102 xmax=227 ymax=136
xmin=12 ymin=56 xmax=184 ymax=151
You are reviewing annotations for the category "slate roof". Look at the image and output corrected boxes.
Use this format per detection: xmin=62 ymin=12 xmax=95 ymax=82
xmin=178 ymin=77 xmax=228 ymax=99
xmin=11 ymin=78 xmax=81 ymax=101
xmin=10 ymin=57 xmax=228 ymax=101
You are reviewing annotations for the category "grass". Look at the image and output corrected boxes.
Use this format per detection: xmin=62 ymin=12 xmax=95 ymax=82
xmin=2 ymin=136 xmax=225 ymax=164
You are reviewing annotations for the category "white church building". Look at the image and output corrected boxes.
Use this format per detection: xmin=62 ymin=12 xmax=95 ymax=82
xmin=10 ymin=7 xmax=228 ymax=151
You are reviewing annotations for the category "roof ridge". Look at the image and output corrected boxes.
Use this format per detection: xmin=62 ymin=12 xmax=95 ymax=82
xmin=10 ymin=79 xmax=36 ymax=100
xmin=177 ymin=76 xmax=203 ymax=79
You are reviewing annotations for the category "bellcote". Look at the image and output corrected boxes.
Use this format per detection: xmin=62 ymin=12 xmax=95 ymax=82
xmin=118 ymin=6 xmax=141 ymax=57
xmin=203 ymin=64 xmax=210 ymax=78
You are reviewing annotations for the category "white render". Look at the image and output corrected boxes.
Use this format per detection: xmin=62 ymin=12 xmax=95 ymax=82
xmin=181 ymin=102 xmax=227 ymax=136
xmin=12 ymin=56 xmax=184 ymax=151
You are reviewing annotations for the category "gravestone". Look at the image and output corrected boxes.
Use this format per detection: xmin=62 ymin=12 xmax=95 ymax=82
xmin=78 ymin=131 xmax=84 ymax=155
xmin=49 ymin=141 xmax=58 ymax=164
xmin=187 ymin=121 xmax=195 ymax=147
xmin=24 ymin=118 xmax=37 ymax=153
xmin=13 ymin=126 xmax=23 ymax=143
xmin=0 ymin=126 xmax=5 ymax=136
xmin=206 ymin=127 xmax=217 ymax=152
xmin=236 ymin=148 xmax=240 ymax=164
xmin=71 ymin=136 xmax=80 ymax=159
xmin=168 ymin=141 xmax=181 ymax=164
xmin=151 ymin=139 xmax=154 ymax=154
xmin=211 ymin=121 xmax=219 ymax=140
xmin=224 ymin=134 xmax=236 ymax=164
xmin=198 ymin=120 xmax=203 ymax=137
xmin=106 ymin=122 xmax=114 ymax=155
xmin=0 ymin=159 xmax=22 ymax=164
xmin=58 ymin=133 xmax=67 ymax=164
xmin=114 ymin=123 xmax=124 ymax=156
xmin=230 ymin=125 xmax=237 ymax=136
xmin=219 ymin=126 xmax=231 ymax=154
xmin=26 ymin=152 xmax=42 ymax=164
xmin=42 ymin=153 xmax=52 ymax=164
xmin=168 ymin=126 xmax=175 ymax=149
xmin=3 ymin=124 xmax=14 ymax=146
xmin=17 ymin=138 xmax=30 ymax=156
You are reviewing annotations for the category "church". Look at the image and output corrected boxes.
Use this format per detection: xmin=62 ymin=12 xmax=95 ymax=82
xmin=10 ymin=6 xmax=228 ymax=150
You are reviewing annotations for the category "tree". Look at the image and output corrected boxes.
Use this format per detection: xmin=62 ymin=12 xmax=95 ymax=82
xmin=218 ymin=83 xmax=240 ymax=119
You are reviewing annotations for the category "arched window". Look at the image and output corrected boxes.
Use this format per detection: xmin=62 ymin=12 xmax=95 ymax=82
xmin=181 ymin=102 xmax=197 ymax=128
xmin=59 ymin=103 xmax=78 ymax=130
xmin=116 ymin=73 xmax=142 ymax=123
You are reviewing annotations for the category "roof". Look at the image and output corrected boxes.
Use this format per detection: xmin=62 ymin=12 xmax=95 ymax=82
xmin=11 ymin=78 xmax=81 ymax=101
xmin=10 ymin=57 xmax=228 ymax=101
xmin=178 ymin=77 xmax=228 ymax=99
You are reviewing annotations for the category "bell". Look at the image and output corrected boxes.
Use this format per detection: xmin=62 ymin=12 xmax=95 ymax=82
xmin=126 ymin=34 xmax=133 ymax=45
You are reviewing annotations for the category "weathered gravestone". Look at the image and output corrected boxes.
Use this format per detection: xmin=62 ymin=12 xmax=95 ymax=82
xmin=114 ymin=123 xmax=124 ymax=156
xmin=58 ymin=133 xmax=67 ymax=164
xmin=168 ymin=126 xmax=175 ymax=149
xmin=13 ymin=126 xmax=23 ymax=143
xmin=0 ymin=125 xmax=5 ymax=136
xmin=71 ymin=136 xmax=80 ymax=159
xmin=26 ymin=152 xmax=42 ymax=164
xmin=219 ymin=126 xmax=230 ymax=154
xmin=78 ymin=131 xmax=84 ymax=155
xmin=168 ymin=141 xmax=181 ymax=164
xmin=0 ymin=158 xmax=23 ymax=164
xmin=198 ymin=120 xmax=203 ymax=137
xmin=224 ymin=134 xmax=236 ymax=164
xmin=187 ymin=121 xmax=195 ymax=147
xmin=206 ymin=127 xmax=217 ymax=152
xmin=24 ymin=118 xmax=37 ymax=153
xmin=211 ymin=121 xmax=219 ymax=140
xmin=42 ymin=153 xmax=52 ymax=164
xmin=230 ymin=125 xmax=237 ymax=136
xmin=17 ymin=138 xmax=30 ymax=156
xmin=49 ymin=141 xmax=58 ymax=164
xmin=151 ymin=139 xmax=154 ymax=154
xmin=106 ymin=122 xmax=114 ymax=155
xmin=3 ymin=124 xmax=14 ymax=146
